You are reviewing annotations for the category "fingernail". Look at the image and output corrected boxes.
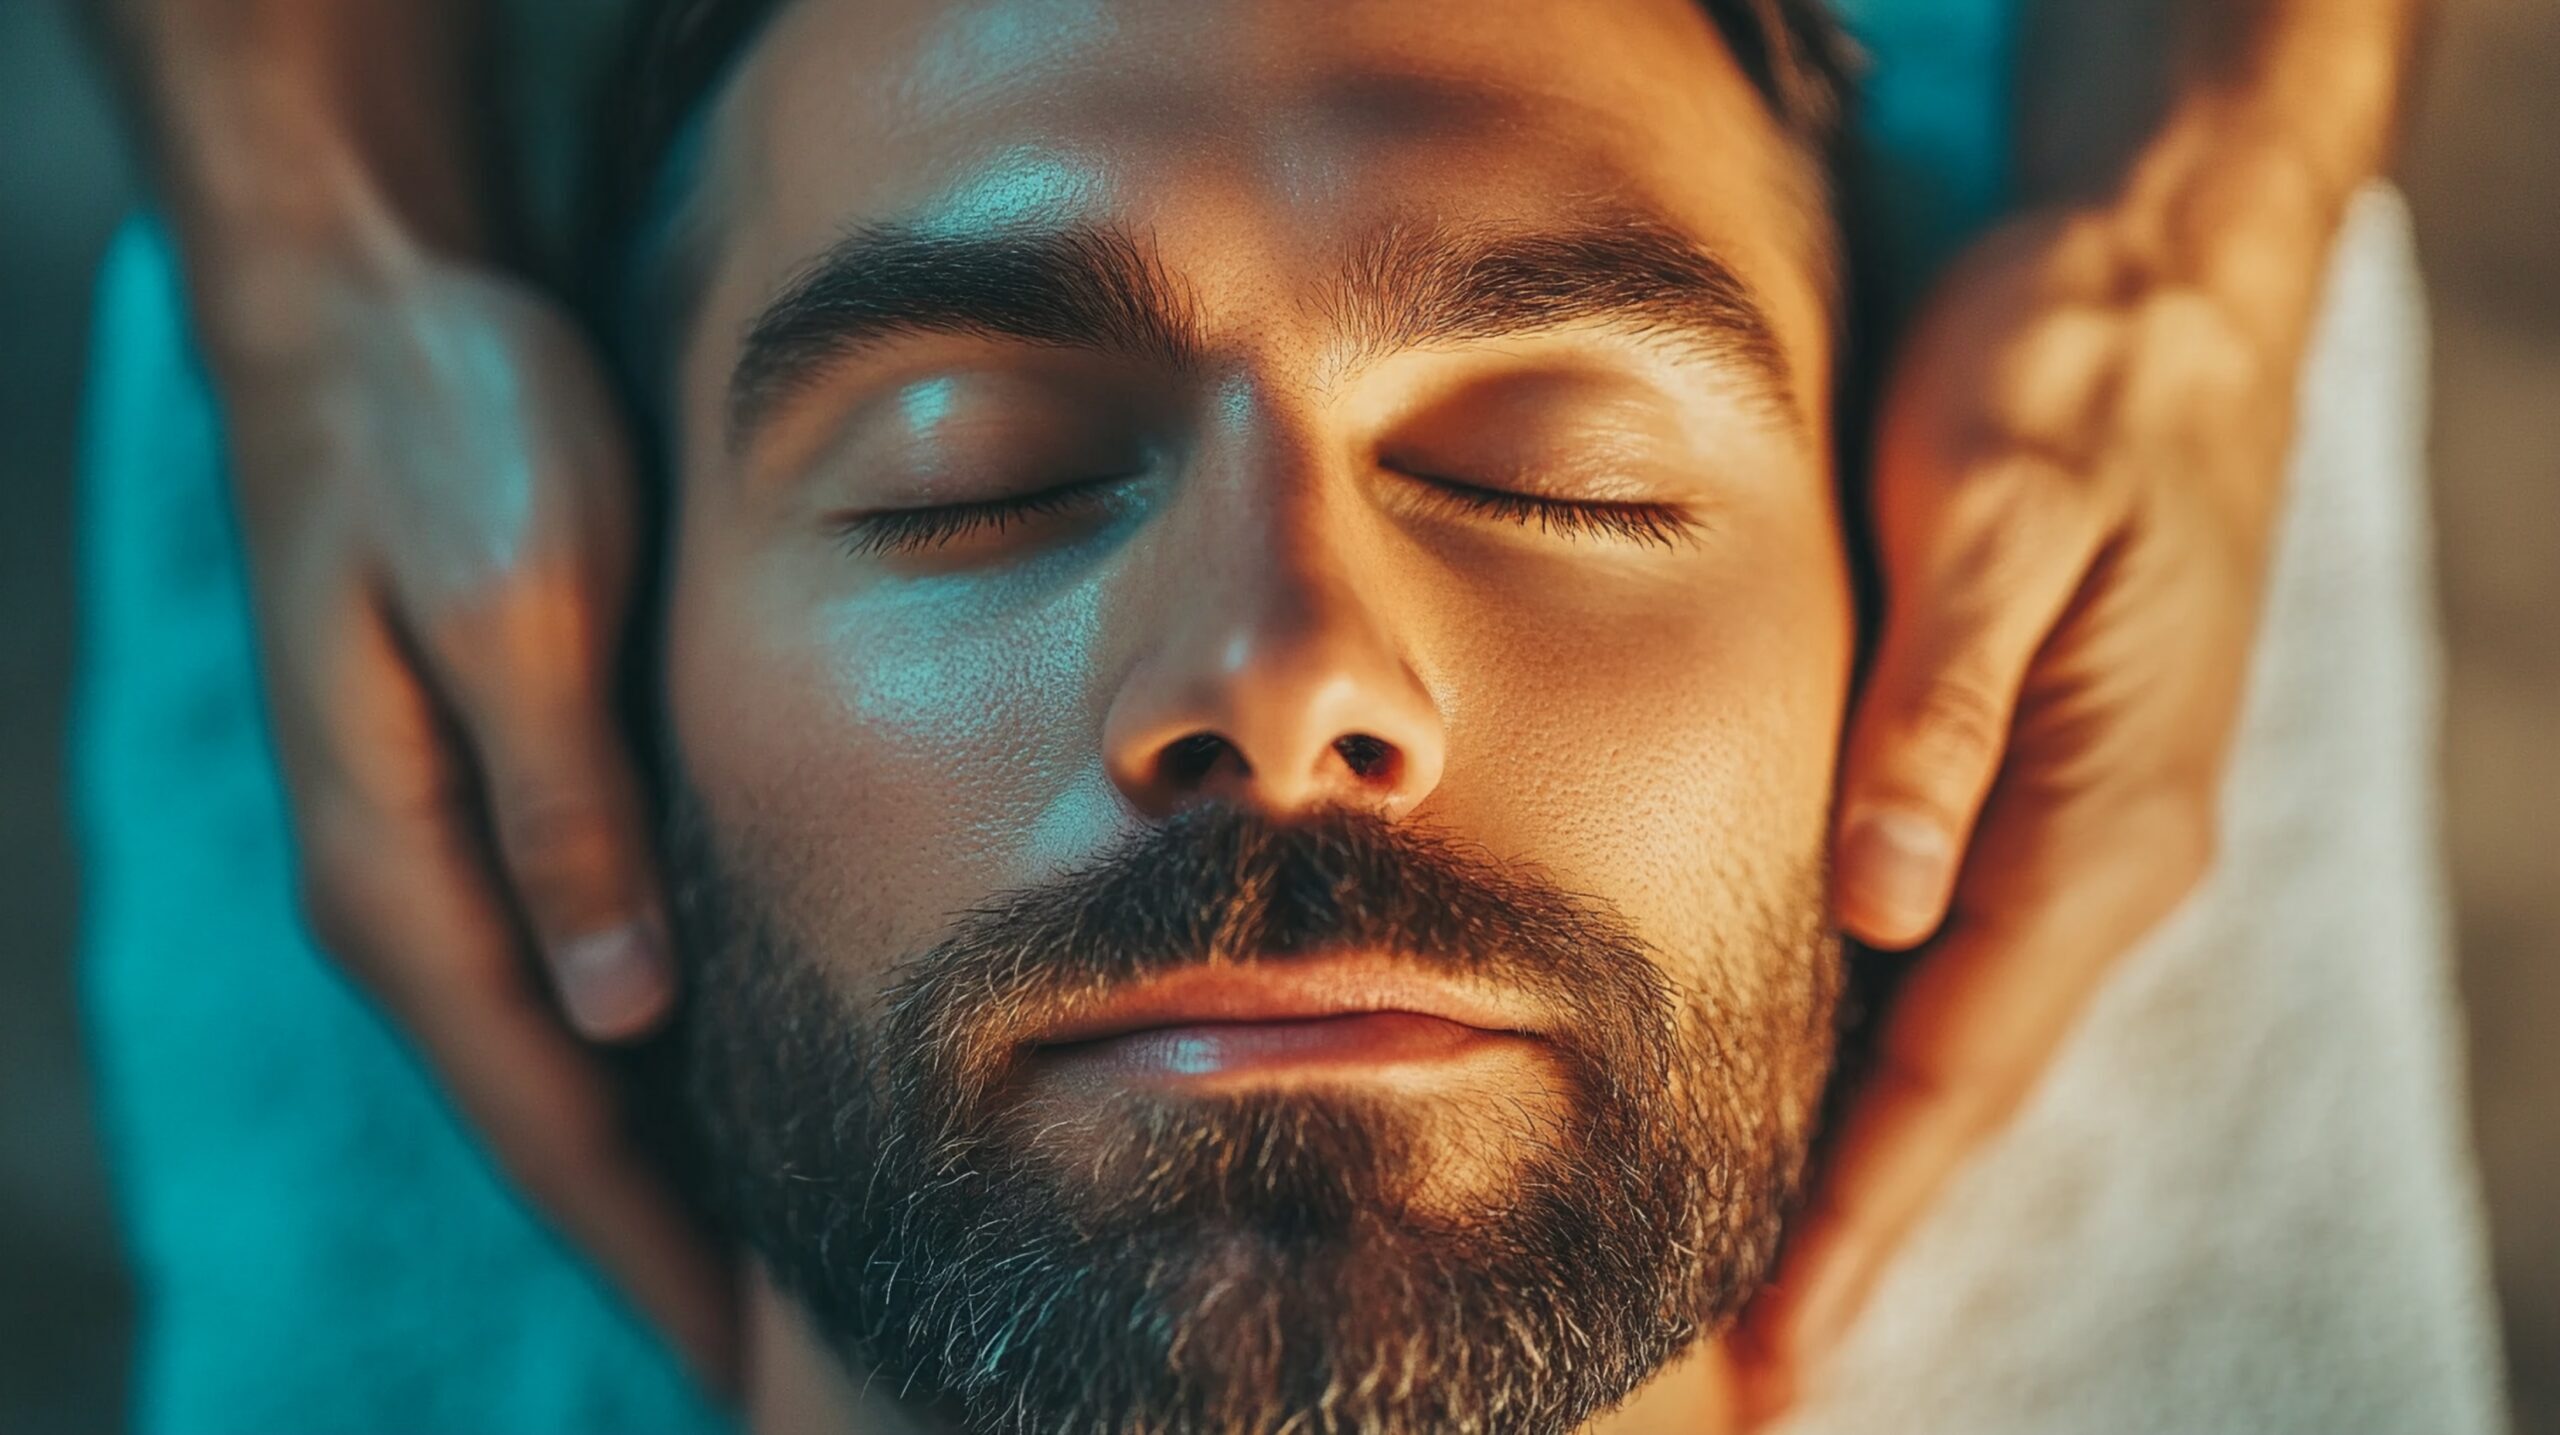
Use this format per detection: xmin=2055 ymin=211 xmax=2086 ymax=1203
xmin=1841 ymin=808 xmax=1952 ymax=941
xmin=554 ymin=920 xmax=673 ymax=1039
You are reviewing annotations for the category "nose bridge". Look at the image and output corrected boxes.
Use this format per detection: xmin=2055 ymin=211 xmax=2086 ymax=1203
xmin=1104 ymin=391 xmax=1446 ymax=819
xmin=1212 ymin=425 xmax=1383 ymax=684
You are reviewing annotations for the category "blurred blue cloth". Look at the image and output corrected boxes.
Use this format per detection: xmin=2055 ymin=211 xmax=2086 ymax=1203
xmin=75 ymin=222 xmax=729 ymax=1435
xmin=73 ymin=4 xmax=2012 ymax=1430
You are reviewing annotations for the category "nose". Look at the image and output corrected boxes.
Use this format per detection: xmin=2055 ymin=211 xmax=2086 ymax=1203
xmin=1103 ymin=498 xmax=1446 ymax=822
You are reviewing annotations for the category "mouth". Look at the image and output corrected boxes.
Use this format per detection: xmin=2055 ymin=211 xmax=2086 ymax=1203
xmin=1023 ymin=955 xmax=1550 ymax=1088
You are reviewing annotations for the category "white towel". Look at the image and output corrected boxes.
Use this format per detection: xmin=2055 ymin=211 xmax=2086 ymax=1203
xmin=1775 ymin=184 xmax=2511 ymax=1435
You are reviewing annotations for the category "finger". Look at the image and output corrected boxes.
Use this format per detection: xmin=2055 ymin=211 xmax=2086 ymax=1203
xmin=421 ymin=568 xmax=675 ymax=1043
xmin=306 ymin=786 xmax=740 ymax=1392
xmin=1733 ymin=791 xmax=2211 ymax=1423
xmin=1835 ymin=456 xmax=2106 ymax=948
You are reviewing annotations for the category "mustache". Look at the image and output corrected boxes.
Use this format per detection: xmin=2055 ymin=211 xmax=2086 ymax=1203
xmin=875 ymin=803 xmax=1679 ymax=1101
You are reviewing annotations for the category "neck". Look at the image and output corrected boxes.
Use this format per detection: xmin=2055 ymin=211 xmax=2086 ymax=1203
xmin=742 ymin=1269 xmax=1744 ymax=1435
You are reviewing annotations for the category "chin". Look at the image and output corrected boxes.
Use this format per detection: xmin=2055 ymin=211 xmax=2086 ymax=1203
xmin=1010 ymin=1060 xmax=1580 ymax=1222
xmin=797 ymin=1088 xmax=1723 ymax=1435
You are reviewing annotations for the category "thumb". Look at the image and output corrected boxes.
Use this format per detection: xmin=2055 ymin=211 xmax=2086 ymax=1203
xmin=1836 ymin=457 xmax=2101 ymax=948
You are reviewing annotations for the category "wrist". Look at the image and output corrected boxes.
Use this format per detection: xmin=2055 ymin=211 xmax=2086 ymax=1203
xmin=2096 ymin=98 xmax=2362 ymax=355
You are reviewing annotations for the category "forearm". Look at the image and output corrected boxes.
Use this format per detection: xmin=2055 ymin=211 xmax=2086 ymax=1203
xmin=87 ymin=0 xmax=495 ymax=350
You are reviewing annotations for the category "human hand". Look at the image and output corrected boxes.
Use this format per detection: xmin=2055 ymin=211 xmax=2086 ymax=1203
xmin=198 ymin=236 xmax=735 ymax=1387
xmin=1731 ymin=133 xmax=2353 ymax=1421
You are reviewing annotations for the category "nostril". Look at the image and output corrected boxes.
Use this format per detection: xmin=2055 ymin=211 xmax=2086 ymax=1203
xmin=1333 ymin=732 xmax=1396 ymax=782
xmin=1159 ymin=731 xmax=1240 ymax=791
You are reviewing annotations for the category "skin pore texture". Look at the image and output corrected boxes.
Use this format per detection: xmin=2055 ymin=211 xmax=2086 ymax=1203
xmin=643 ymin=0 xmax=1858 ymax=1430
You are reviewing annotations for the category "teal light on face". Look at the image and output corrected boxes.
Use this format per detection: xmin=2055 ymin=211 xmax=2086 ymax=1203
xmin=898 ymin=375 xmax=962 ymax=436
xmin=1166 ymin=1035 xmax=1220 ymax=1076
xmin=826 ymin=532 xmax=1109 ymax=836
xmin=916 ymin=149 xmax=1104 ymax=238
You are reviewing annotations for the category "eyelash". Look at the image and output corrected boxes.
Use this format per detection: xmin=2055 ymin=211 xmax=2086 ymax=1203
xmin=1405 ymin=477 xmax=1700 ymax=550
xmin=831 ymin=477 xmax=1130 ymax=556
xmin=830 ymin=474 xmax=1697 ymax=556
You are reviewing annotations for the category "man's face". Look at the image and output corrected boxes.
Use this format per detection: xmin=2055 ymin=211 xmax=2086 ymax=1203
xmin=648 ymin=0 xmax=1855 ymax=1428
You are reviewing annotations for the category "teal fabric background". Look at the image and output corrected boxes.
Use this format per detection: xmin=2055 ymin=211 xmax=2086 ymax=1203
xmin=1829 ymin=0 xmax=2019 ymax=307
xmin=73 ymin=3 xmax=2014 ymax=1429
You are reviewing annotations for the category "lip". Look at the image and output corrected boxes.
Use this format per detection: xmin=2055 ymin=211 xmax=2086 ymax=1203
xmin=1027 ymin=955 xmax=1544 ymax=1049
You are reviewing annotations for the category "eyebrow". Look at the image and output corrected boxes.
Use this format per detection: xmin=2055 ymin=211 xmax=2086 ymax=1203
xmin=1321 ymin=210 xmax=1790 ymax=401
xmin=727 ymin=206 xmax=1791 ymax=448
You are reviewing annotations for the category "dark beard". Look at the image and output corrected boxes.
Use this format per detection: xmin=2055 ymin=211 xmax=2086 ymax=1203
xmin=649 ymin=799 xmax=1840 ymax=1435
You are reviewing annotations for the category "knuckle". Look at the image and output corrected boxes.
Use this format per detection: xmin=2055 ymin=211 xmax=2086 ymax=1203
xmin=417 ymin=567 xmax=544 ymax=661
xmin=1898 ymin=674 xmax=2013 ymax=780
xmin=494 ymin=785 xmax=610 ymax=865
xmin=423 ymin=576 xmax=615 ymax=698
xmin=490 ymin=786 xmax=626 ymax=926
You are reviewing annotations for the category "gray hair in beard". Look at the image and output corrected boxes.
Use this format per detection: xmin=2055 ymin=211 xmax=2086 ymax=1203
xmin=643 ymin=797 xmax=1841 ymax=1435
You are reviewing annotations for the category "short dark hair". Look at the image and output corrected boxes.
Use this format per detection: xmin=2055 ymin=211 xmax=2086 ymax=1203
xmin=586 ymin=0 xmax=1857 ymax=300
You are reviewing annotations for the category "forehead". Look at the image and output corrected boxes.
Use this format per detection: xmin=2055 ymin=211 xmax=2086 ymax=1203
xmin=677 ymin=0 xmax=1830 ymax=403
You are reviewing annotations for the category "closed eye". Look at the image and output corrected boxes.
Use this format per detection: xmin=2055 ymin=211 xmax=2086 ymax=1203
xmin=828 ymin=474 xmax=1134 ymax=557
xmin=1402 ymin=472 xmax=1701 ymax=549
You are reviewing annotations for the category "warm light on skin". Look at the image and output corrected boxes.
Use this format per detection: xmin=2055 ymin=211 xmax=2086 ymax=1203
xmin=650 ymin=0 xmax=1855 ymax=1428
